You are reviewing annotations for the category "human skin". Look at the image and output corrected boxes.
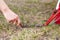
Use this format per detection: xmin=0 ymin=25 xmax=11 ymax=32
xmin=0 ymin=0 xmax=22 ymax=27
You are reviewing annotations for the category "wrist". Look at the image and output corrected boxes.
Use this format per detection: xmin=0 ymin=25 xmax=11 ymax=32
xmin=1 ymin=7 xmax=9 ymax=12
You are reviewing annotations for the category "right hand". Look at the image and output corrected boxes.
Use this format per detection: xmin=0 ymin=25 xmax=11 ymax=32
xmin=2 ymin=9 xmax=22 ymax=27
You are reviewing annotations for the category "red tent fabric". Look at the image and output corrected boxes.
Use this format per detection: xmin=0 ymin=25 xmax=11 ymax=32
xmin=55 ymin=4 xmax=60 ymax=24
xmin=44 ymin=4 xmax=60 ymax=26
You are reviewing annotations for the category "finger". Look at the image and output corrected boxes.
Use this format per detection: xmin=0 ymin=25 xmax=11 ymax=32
xmin=15 ymin=17 xmax=18 ymax=25
xmin=9 ymin=19 xmax=14 ymax=24
xmin=9 ymin=17 xmax=18 ymax=24
xmin=9 ymin=18 xmax=17 ymax=24
xmin=13 ymin=19 xmax=17 ymax=25
xmin=13 ymin=17 xmax=19 ymax=25
xmin=17 ymin=19 xmax=20 ymax=26
xmin=16 ymin=18 xmax=23 ymax=27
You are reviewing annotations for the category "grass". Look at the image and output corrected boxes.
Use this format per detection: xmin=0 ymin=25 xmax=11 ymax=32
xmin=0 ymin=0 xmax=60 ymax=40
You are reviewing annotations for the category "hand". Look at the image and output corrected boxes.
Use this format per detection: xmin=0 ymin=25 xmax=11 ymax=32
xmin=2 ymin=9 xmax=22 ymax=27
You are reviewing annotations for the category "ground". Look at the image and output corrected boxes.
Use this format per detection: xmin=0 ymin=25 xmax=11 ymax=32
xmin=0 ymin=0 xmax=60 ymax=40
